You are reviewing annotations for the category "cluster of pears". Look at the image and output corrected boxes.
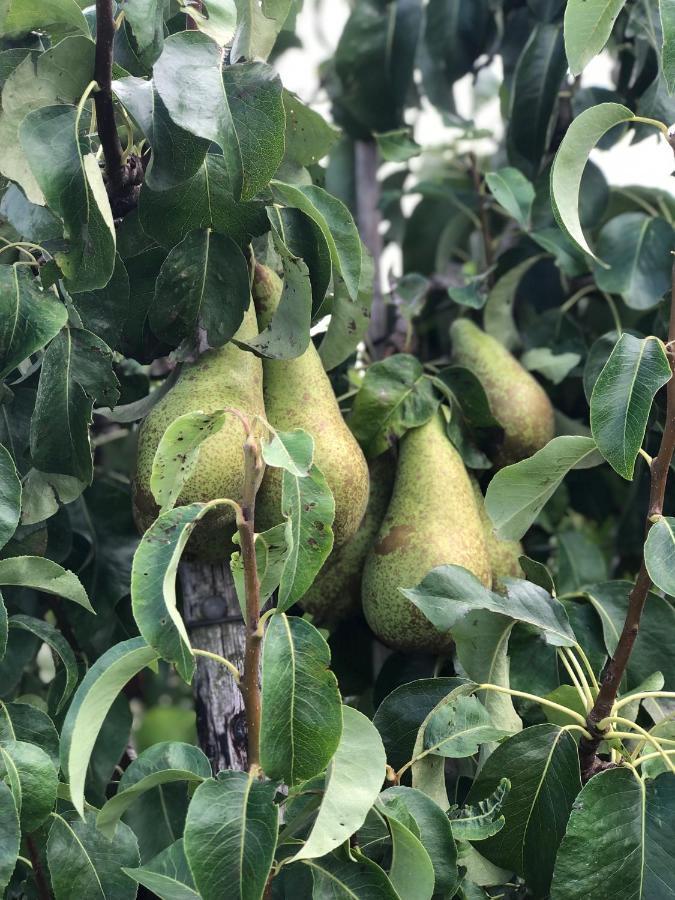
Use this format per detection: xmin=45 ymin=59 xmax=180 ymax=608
xmin=133 ymin=264 xmax=369 ymax=559
xmin=322 ymin=319 xmax=554 ymax=653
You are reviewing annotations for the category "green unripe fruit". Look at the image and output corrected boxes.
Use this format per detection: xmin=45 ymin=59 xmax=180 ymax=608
xmin=253 ymin=264 xmax=369 ymax=547
xmin=362 ymin=413 xmax=491 ymax=653
xmin=450 ymin=319 xmax=555 ymax=465
xmin=132 ymin=301 xmax=265 ymax=559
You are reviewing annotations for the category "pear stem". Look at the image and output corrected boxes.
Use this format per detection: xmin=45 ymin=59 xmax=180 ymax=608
xmin=238 ymin=429 xmax=265 ymax=772
xmin=578 ymin=258 xmax=675 ymax=781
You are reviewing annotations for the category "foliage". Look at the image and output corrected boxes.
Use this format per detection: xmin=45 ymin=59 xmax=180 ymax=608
xmin=1 ymin=1 xmax=675 ymax=898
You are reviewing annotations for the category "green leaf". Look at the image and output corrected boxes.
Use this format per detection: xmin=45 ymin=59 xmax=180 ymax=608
xmin=123 ymin=839 xmax=199 ymax=900
xmin=0 ymin=36 xmax=95 ymax=205
xmin=271 ymin=181 xmax=362 ymax=301
xmin=448 ymin=778 xmax=510 ymax=841
xmin=232 ymin=0 xmax=292 ymax=62
xmin=381 ymin=786 xmax=458 ymax=895
xmin=592 ymin=214 xmax=674 ymax=310
xmin=8 ymin=615 xmax=77 ymax=712
xmin=97 ymin=742 xmax=211 ymax=838
xmin=183 ymin=0 xmax=237 ymax=45
xmin=373 ymin=677 xmax=467 ymax=773
xmin=485 ymin=168 xmax=534 ymax=229
xmin=283 ymin=90 xmax=340 ymax=167
xmin=291 ymin=706 xmax=386 ymax=862
xmin=30 ymin=327 xmax=120 ymax=483
xmin=349 ymin=354 xmax=439 ymax=458
xmin=402 ymin=565 xmax=575 ymax=646
xmin=590 ymin=334 xmax=671 ymax=480
xmin=273 ymin=206 xmax=332 ymax=316
xmin=375 ymin=128 xmax=421 ymax=162
xmin=564 ymin=0 xmax=627 ymax=75
xmin=645 ymin=516 xmax=675 ymax=595
xmin=300 ymin=848 xmax=398 ymax=899
xmin=422 ymin=694 xmax=510 ymax=758
xmin=379 ymin=804 xmax=435 ymax=900
xmin=20 ymin=105 xmax=116 ymax=291
xmin=507 ymin=23 xmax=567 ymax=178
xmin=0 ymin=739 xmax=57 ymax=832
xmin=468 ymin=724 xmax=581 ymax=896
xmin=138 ymin=154 xmax=267 ymax=249
xmin=132 ymin=503 xmax=224 ymax=682
xmin=485 ymin=436 xmax=600 ymax=540
xmin=0 ymin=556 xmax=92 ymax=611
xmin=261 ymin=428 xmax=313 ymax=477
xmin=184 ymin=771 xmax=278 ymax=900
xmin=550 ymin=769 xmax=675 ymax=898
xmin=0 ymin=267 xmax=67 ymax=380
xmin=150 ymin=229 xmax=250 ymax=348
xmin=260 ymin=614 xmax=342 ymax=785
xmin=0 ymin=182 xmax=62 ymax=244
xmin=318 ymin=243 xmax=374 ymax=371
xmin=0 ymin=445 xmax=19 ymax=553
xmin=70 ymin=254 xmax=131 ymax=352
xmin=0 ymin=701 xmax=59 ymax=768
xmin=60 ymin=636 xmax=160 ymax=816
xmin=662 ymin=0 xmax=675 ymax=94
xmin=120 ymin=0 xmax=169 ymax=65
xmin=0 ymin=0 xmax=89 ymax=38
xmin=551 ymin=103 xmax=637 ymax=260
xmin=154 ymin=32 xmax=285 ymax=201
xmin=231 ymin=522 xmax=289 ymax=607
xmin=521 ymin=348 xmax=581 ymax=385
xmin=47 ymin=810 xmax=140 ymax=900
xmin=483 ymin=255 xmax=545 ymax=351
xmin=0 ymin=781 xmax=18 ymax=895
xmin=277 ymin=464 xmax=335 ymax=611
xmin=150 ymin=411 xmax=230 ymax=513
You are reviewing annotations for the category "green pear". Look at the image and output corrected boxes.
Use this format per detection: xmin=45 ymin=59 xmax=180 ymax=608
xmin=253 ymin=264 xmax=369 ymax=547
xmin=132 ymin=300 xmax=265 ymax=560
xmin=471 ymin=477 xmax=523 ymax=593
xmin=362 ymin=413 xmax=491 ymax=653
xmin=450 ymin=319 xmax=555 ymax=464
xmin=300 ymin=452 xmax=395 ymax=628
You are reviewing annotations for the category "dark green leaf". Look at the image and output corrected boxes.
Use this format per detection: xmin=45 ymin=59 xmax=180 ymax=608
xmin=485 ymin=436 xmax=600 ymax=540
xmin=550 ymin=769 xmax=675 ymax=899
xmin=283 ymin=89 xmax=340 ymax=167
xmin=317 ymin=244 xmax=373 ymax=371
xmin=0 ymin=555 xmax=92 ymax=610
xmin=0 ymin=739 xmax=57 ymax=831
xmin=8 ymin=615 xmax=77 ymax=712
xmin=273 ymin=206 xmax=332 ymax=315
xmin=0 ymin=445 xmax=20 ymax=552
xmin=468 ymin=724 xmax=581 ymax=896
xmin=403 ymin=565 xmax=575 ymax=646
xmin=0 ymin=781 xmax=18 ymax=895
xmin=485 ymin=168 xmax=534 ymax=228
xmin=590 ymin=334 xmax=671 ymax=480
xmin=645 ymin=516 xmax=675 ymax=596
xmin=0 ymin=701 xmax=59 ymax=768
xmin=70 ymin=254 xmax=131 ymax=351
xmin=300 ymin=848 xmax=398 ymax=899
xmin=0 ymin=266 xmax=67 ymax=380
xmin=20 ymin=105 xmax=116 ymax=291
xmin=260 ymin=613 xmax=342 ymax=785
xmin=154 ymin=32 xmax=285 ymax=200
xmin=30 ymin=327 xmax=120 ymax=482
xmin=375 ymin=128 xmax=421 ymax=162
xmin=424 ymin=0 xmax=495 ymax=89
xmin=379 ymin=803 xmax=435 ymax=900
xmin=123 ymin=839 xmax=199 ymax=900
xmin=448 ymin=778 xmax=510 ymax=841
xmin=0 ymin=0 xmax=89 ymax=39
xmin=483 ymin=255 xmax=546 ymax=351
xmin=349 ymin=354 xmax=438 ymax=458
xmin=150 ymin=229 xmax=250 ymax=348
xmin=422 ymin=694 xmax=511 ymax=758
xmin=120 ymin=0 xmax=169 ymax=65
xmin=47 ymin=810 xmax=140 ymax=900
xmin=60 ymin=637 xmax=160 ymax=816
xmin=0 ymin=183 xmax=62 ymax=243
xmin=232 ymin=0 xmax=291 ymax=61
xmin=184 ymin=771 xmax=278 ymax=900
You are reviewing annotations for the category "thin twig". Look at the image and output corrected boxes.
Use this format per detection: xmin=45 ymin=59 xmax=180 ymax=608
xmin=578 ymin=259 xmax=675 ymax=780
xmin=94 ymin=0 xmax=124 ymax=192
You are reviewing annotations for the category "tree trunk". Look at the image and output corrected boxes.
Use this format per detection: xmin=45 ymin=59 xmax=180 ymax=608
xmin=180 ymin=561 xmax=247 ymax=772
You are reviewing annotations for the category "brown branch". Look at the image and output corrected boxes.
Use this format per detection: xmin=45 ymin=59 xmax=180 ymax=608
xmin=237 ymin=428 xmax=264 ymax=770
xmin=579 ymin=258 xmax=675 ymax=781
xmin=94 ymin=0 xmax=124 ymax=192
xmin=468 ymin=153 xmax=494 ymax=278
xmin=27 ymin=835 xmax=51 ymax=900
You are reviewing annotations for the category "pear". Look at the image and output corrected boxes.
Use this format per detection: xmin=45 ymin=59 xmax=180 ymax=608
xmin=132 ymin=300 xmax=265 ymax=560
xmin=362 ymin=413 xmax=491 ymax=653
xmin=471 ymin=477 xmax=523 ymax=592
xmin=450 ymin=319 xmax=555 ymax=464
xmin=300 ymin=452 xmax=395 ymax=628
xmin=253 ymin=264 xmax=369 ymax=546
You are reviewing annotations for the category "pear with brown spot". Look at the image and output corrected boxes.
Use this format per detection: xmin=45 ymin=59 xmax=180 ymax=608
xmin=301 ymin=452 xmax=394 ymax=628
xmin=132 ymin=300 xmax=265 ymax=559
xmin=450 ymin=319 xmax=555 ymax=465
xmin=253 ymin=264 xmax=369 ymax=547
xmin=362 ymin=413 xmax=491 ymax=653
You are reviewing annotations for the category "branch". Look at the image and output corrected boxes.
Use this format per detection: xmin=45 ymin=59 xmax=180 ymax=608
xmin=94 ymin=0 xmax=124 ymax=191
xmin=237 ymin=428 xmax=264 ymax=770
xmin=578 ymin=258 xmax=675 ymax=781
xmin=468 ymin=153 xmax=494 ymax=278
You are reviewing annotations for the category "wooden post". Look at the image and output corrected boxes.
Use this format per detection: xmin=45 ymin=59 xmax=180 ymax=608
xmin=180 ymin=561 xmax=247 ymax=772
